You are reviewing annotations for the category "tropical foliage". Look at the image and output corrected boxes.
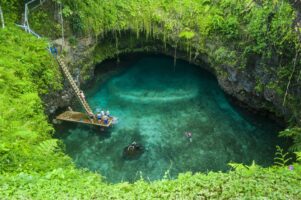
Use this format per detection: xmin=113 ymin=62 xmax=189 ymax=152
xmin=274 ymin=145 xmax=292 ymax=166
xmin=280 ymin=127 xmax=301 ymax=151
xmin=0 ymin=27 xmax=66 ymax=174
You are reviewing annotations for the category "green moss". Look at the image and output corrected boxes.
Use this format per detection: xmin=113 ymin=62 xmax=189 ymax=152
xmin=254 ymin=82 xmax=264 ymax=93
xmin=266 ymin=82 xmax=284 ymax=96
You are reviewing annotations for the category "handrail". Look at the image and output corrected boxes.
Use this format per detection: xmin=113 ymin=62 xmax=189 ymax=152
xmin=16 ymin=0 xmax=48 ymax=38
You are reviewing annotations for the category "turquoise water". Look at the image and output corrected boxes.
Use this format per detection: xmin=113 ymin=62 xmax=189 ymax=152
xmin=55 ymin=55 xmax=286 ymax=183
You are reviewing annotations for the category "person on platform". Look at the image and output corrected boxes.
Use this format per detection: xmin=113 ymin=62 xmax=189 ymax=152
xmin=96 ymin=112 xmax=102 ymax=123
xmin=102 ymin=114 xmax=109 ymax=124
xmin=106 ymin=110 xmax=110 ymax=117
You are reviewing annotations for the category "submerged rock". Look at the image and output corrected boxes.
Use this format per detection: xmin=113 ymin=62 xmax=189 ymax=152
xmin=123 ymin=142 xmax=144 ymax=160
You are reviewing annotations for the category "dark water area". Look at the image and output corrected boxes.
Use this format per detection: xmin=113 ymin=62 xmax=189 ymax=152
xmin=54 ymin=55 xmax=289 ymax=183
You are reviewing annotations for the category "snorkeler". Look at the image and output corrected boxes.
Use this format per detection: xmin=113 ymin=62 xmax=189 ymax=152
xmin=127 ymin=141 xmax=137 ymax=151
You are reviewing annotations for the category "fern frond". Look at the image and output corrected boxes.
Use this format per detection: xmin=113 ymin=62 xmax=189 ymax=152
xmin=228 ymin=162 xmax=247 ymax=171
xmin=274 ymin=146 xmax=293 ymax=166
xmin=35 ymin=139 xmax=59 ymax=156
xmin=274 ymin=152 xmax=283 ymax=156
xmin=283 ymin=152 xmax=290 ymax=157
xmin=284 ymin=158 xmax=292 ymax=164
xmin=274 ymin=157 xmax=284 ymax=161
xmin=274 ymin=161 xmax=284 ymax=167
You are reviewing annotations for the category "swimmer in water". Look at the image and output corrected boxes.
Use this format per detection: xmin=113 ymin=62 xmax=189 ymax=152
xmin=185 ymin=132 xmax=192 ymax=142
xmin=127 ymin=141 xmax=137 ymax=151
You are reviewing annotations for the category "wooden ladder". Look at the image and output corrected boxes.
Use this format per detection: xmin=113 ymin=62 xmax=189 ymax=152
xmin=57 ymin=57 xmax=94 ymax=115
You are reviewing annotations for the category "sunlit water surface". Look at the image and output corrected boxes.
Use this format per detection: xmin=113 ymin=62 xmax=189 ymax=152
xmin=55 ymin=55 xmax=286 ymax=183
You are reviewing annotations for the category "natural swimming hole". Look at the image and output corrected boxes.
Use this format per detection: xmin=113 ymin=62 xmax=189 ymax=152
xmin=55 ymin=55 xmax=288 ymax=183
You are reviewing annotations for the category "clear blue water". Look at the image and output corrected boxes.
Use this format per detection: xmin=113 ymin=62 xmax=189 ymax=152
xmin=55 ymin=55 xmax=286 ymax=183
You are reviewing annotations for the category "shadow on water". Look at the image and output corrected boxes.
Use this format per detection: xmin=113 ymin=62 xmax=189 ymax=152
xmin=54 ymin=54 xmax=291 ymax=183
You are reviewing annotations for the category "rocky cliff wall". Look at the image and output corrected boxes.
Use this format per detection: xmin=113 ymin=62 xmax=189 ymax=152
xmin=43 ymin=31 xmax=300 ymax=125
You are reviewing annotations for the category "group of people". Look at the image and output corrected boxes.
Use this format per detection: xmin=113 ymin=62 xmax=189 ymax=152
xmin=87 ymin=110 xmax=111 ymax=124
xmin=96 ymin=110 xmax=111 ymax=124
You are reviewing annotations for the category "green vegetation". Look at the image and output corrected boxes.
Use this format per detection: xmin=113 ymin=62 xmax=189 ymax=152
xmin=0 ymin=27 xmax=66 ymax=173
xmin=0 ymin=0 xmax=301 ymax=199
xmin=280 ymin=127 xmax=301 ymax=151
xmin=1 ymin=164 xmax=301 ymax=199
xmin=274 ymin=146 xmax=292 ymax=167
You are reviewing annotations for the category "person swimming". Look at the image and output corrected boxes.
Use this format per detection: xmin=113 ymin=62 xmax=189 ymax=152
xmin=185 ymin=132 xmax=192 ymax=142
xmin=123 ymin=141 xmax=144 ymax=160
xmin=127 ymin=141 xmax=137 ymax=151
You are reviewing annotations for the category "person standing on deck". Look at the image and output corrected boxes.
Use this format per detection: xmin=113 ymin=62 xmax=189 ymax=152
xmin=101 ymin=110 xmax=105 ymax=116
xmin=106 ymin=110 xmax=110 ymax=117
xmin=103 ymin=115 xmax=109 ymax=125
xmin=96 ymin=112 xmax=102 ymax=124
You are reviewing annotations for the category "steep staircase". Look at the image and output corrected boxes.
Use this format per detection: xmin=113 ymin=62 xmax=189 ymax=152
xmin=57 ymin=56 xmax=94 ymax=115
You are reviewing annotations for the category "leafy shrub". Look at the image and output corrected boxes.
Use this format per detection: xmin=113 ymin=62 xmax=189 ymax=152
xmin=280 ymin=127 xmax=301 ymax=151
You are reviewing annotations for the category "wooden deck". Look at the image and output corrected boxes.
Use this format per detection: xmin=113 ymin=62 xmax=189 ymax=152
xmin=56 ymin=111 xmax=113 ymax=127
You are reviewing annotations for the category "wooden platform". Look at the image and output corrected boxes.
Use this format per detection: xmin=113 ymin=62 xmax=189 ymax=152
xmin=56 ymin=111 xmax=113 ymax=127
